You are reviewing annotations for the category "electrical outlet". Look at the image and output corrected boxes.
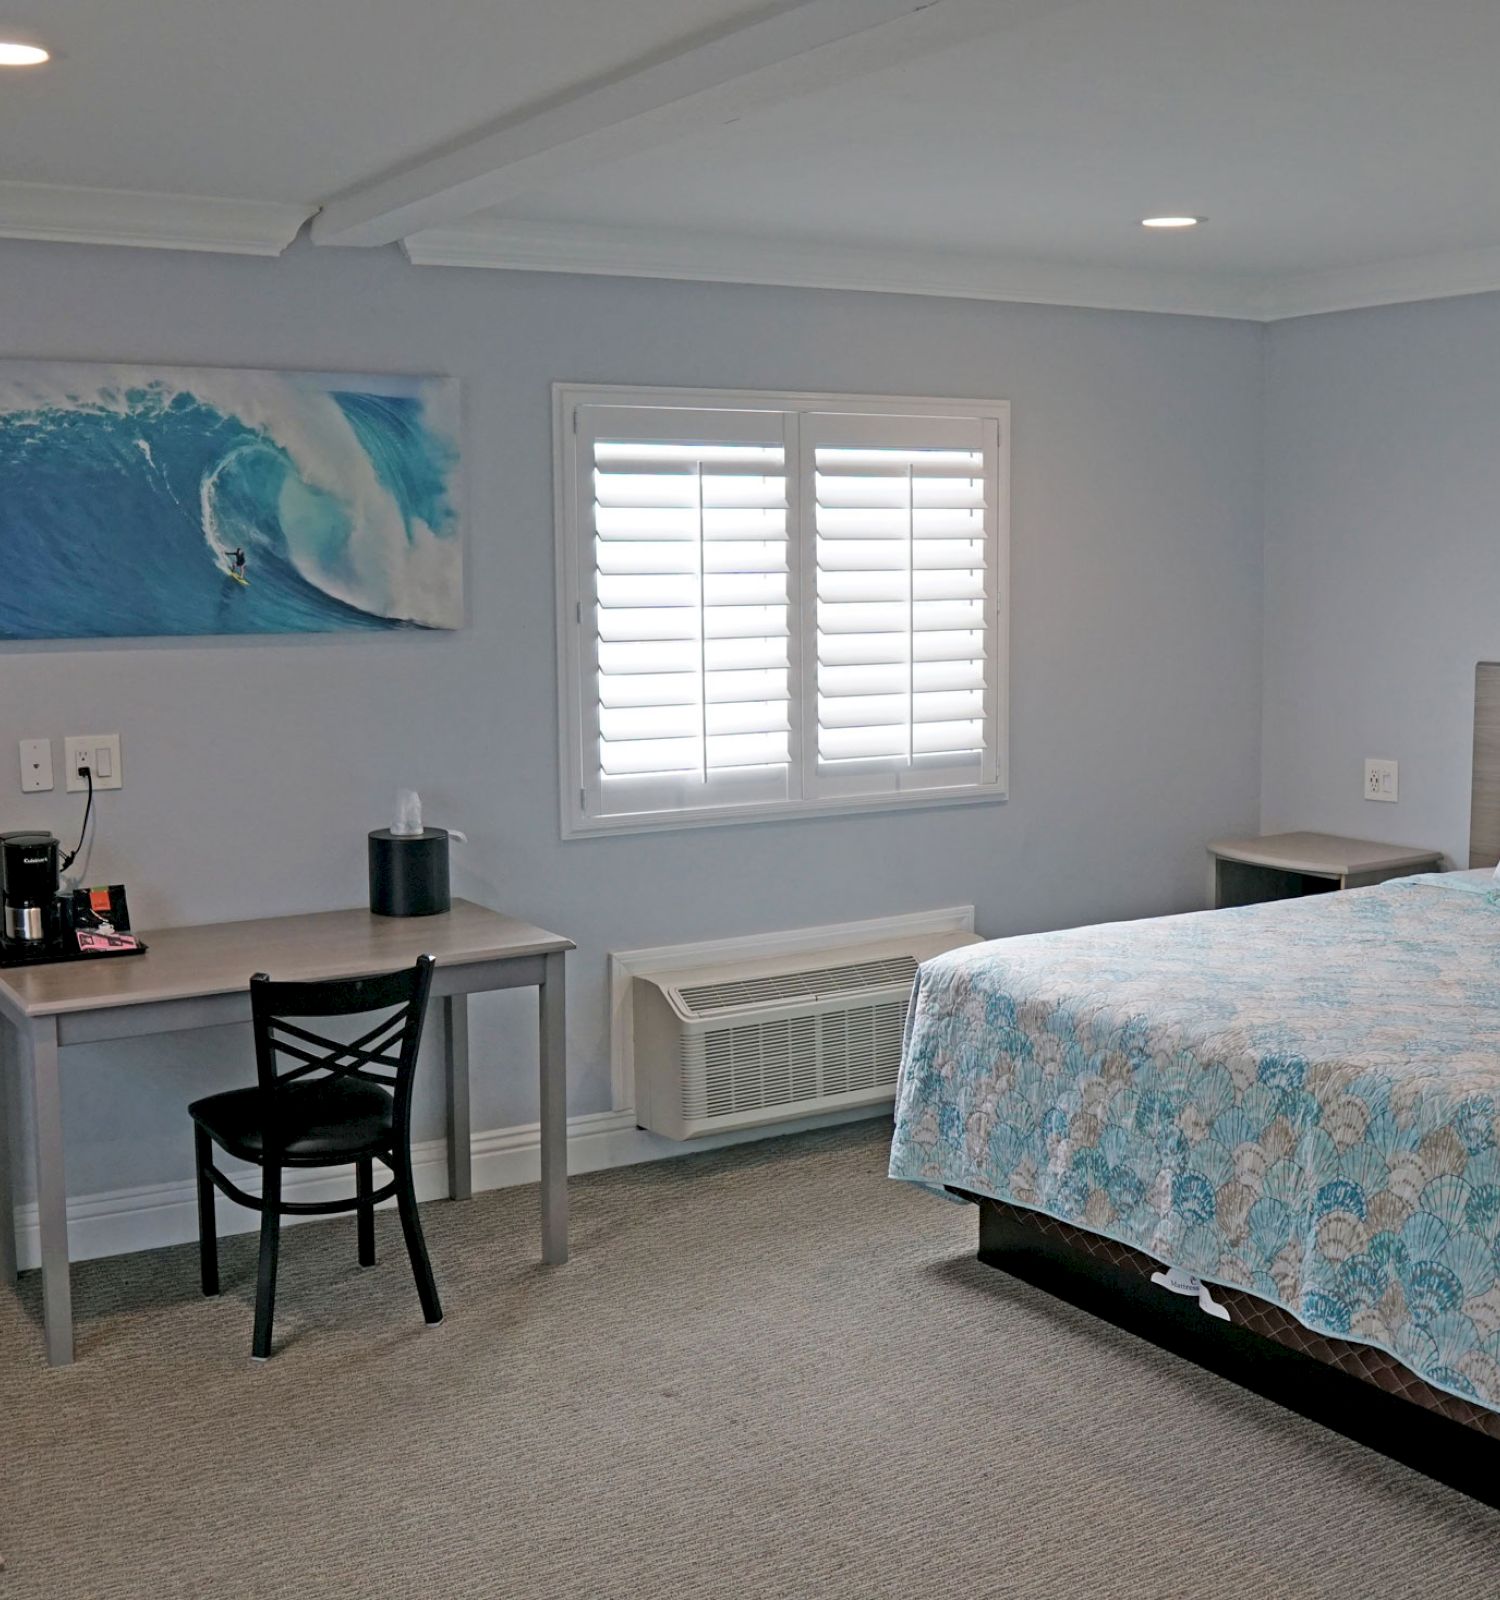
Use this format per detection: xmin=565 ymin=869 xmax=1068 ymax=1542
xmin=65 ymin=733 xmax=122 ymax=792
xmin=19 ymin=737 xmax=54 ymax=793
xmin=1364 ymin=757 xmax=1398 ymax=803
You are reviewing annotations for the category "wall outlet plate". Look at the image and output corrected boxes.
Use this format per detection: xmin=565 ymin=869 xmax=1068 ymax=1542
xmin=19 ymin=737 xmax=54 ymax=793
xmin=65 ymin=733 xmax=122 ymax=792
xmin=1364 ymin=757 xmax=1398 ymax=803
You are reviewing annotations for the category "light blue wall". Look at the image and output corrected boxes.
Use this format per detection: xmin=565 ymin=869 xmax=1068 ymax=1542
xmin=0 ymin=236 xmax=1265 ymax=1204
xmin=1261 ymin=293 xmax=1500 ymax=862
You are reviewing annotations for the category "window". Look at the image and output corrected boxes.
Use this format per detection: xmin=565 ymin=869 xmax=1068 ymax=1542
xmin=555 ymin=385 xmax=1008 ymax=835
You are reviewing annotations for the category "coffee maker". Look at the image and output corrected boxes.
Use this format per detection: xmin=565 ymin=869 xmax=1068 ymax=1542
xmin=1 ymin=830 xmax=60 ymax=946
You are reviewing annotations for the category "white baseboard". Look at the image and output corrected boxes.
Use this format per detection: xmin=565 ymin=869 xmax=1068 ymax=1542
xmin=12 ymin=1102 xmax=891 ymax=1270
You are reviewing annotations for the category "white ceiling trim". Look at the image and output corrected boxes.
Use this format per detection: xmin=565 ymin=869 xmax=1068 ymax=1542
xmin=3 ymin=177 xmax=1500 ymax=324
xmin=311 ymin=0 xmax=1070 ymax=249
xmin=402 ymin=218 xmax=1266 ymax=319
xmin=404 ymin=217 xmax=1500 ymax=323
xmin=0 ymin=180 xmax=313 ymax=256
xmin=1252 ymin=244 xmax=1500 ymax=321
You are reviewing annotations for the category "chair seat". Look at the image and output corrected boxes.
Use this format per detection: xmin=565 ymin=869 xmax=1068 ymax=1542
xmin=190 ymin=1077 xmax=394 ymax=1163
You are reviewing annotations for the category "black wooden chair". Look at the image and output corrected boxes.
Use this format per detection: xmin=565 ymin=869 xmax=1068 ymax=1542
xmin=189 ymin=955 xmax=441 ymax=1359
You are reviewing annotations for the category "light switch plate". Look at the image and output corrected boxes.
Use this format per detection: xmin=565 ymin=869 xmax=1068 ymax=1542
xmin=65 ymin=733 xmax=122 ymax=792
xmin=1364 ymin=757 xmax=1398 ymax=803
xmin=19 ymin=737 xmax=53 ymax=793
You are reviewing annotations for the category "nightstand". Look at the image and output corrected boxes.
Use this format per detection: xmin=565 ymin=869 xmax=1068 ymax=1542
xmin=1207 ymin=831 xmax=1444 ymax=910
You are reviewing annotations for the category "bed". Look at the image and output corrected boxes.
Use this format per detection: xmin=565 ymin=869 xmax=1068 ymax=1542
xmin=890 ymin=869 xmax=1500 ymax=1497
xmin=890 ymin=667 xmax=1500 ymax=1503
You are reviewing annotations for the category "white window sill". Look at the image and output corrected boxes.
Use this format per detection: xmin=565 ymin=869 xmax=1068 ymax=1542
xmin=562 ymin=781 xmax=1008 ymax=839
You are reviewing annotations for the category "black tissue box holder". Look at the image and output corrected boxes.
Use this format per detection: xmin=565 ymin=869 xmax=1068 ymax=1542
xmin=368 ymin=829 xmax=451 ymax=918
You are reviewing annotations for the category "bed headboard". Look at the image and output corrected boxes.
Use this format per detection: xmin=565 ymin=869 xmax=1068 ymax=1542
xmin=1471 ymin=662 xmax=1500 ymax=867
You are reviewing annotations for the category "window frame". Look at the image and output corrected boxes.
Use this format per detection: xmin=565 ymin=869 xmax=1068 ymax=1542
xmin=554 ymin=383 xmax=1010 ymax=839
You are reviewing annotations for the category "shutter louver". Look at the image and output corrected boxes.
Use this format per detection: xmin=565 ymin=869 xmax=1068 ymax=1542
xmin=809 ymin=417 xmax=997 ymax=794
xmin=582 ymin=414 xmax=796 ymax=818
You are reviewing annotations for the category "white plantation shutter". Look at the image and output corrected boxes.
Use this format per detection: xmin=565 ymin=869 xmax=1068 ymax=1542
xmin=576 ymin=404 xmax=797 ymax=820
xmin=560 ymin=389 xmax=1006 ymax=833
xmin=806 ymin=412 xmax=1000 ymax=797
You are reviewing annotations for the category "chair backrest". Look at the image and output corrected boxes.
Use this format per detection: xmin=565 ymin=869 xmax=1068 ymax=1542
xmin=248 ymin=957 xmax=436 ymax=1150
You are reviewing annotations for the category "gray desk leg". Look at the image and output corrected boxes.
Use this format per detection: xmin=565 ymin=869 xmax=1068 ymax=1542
xmin=24 ymin=1017 xmax=72 ymax=1366
xmin=0 ymin=1021 xmax=18 ymax=1287
xmin=443 ymin=994 xmax=472 ymax=1202
xmin=538 ymin=950 xmax=568 ymax=1265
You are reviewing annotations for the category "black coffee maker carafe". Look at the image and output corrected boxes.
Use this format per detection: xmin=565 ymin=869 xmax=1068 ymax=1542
xmin=1 ymin=831 xmax=61 ymax=945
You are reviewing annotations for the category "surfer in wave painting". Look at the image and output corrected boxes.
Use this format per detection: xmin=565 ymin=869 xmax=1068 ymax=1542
xmin=0 ymin=363 xmax=461 ymax=639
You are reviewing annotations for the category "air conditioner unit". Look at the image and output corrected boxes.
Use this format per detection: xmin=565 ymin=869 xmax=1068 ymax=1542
xmin=632 ymin=931 xmax=982 ymax=1139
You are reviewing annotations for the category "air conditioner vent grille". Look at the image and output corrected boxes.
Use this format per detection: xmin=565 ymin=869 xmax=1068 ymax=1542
xmin=678 ymin=955 xmax=918 ymax=1015
xmin=682 ymin=997 xmax=908 ymax=1122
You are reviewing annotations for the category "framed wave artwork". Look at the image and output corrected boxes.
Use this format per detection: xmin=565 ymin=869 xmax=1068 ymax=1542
xmin=0 ymin=362 xmax=462 ymax=639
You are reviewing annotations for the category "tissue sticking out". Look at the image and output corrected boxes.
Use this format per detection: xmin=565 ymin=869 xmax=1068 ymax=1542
xmin=392 ymin=789 xmax=423 ymax=836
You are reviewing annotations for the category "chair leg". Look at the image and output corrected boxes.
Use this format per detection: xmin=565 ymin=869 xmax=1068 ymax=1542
xmin=194 ymin=1124 xmax=220 ymax=1298
xmin=252 ymin=1164 xmax=282 ymax=1361
xmin=394 ymin=1151 xmax=442 ymax=1326
xmin=356 ymin=1156 xmax=376 ymax=1267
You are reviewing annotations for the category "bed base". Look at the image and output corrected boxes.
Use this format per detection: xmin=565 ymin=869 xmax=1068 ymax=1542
xmin=967 ymin=1195 xmax=1499 ymax=1509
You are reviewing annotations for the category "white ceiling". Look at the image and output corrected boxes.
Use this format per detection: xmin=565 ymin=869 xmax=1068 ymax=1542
xmin=4 ymin=0 xmax=1500 ymax=317
xmin=0 ymin=0 xmax=774 ymax=198
xmin=504 ymin=0 xmax=1500 ymax=279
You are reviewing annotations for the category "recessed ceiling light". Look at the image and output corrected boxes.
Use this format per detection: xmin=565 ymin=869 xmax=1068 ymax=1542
xmin=0 ymin=40 xmax=49 ymax=66
xmin=1141 ymin=215 xmax=1204 ymax=229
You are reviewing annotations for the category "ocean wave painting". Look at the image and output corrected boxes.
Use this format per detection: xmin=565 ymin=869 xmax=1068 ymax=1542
xmin=0 ymin=362 xmax=462 ymax=638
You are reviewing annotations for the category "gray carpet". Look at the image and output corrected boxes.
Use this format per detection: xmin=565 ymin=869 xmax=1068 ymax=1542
xmin=3 ymin=1122 xmax=1496 ymax=1600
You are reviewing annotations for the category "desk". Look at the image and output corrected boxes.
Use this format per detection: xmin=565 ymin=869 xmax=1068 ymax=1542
xmin=0 ymin=899 xmax=573 ymax=1366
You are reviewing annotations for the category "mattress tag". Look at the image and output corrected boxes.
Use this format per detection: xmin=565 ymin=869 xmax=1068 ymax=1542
xmin=1196 ymin=1284 xmax=1230 ymax=1321
xmin=1151 ymin=1266 xmax=1230 ymax=1322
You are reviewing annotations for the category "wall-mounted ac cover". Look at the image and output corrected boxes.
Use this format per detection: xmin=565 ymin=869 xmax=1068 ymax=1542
xmin=632 ymin=930 xmax=980 ymax=1139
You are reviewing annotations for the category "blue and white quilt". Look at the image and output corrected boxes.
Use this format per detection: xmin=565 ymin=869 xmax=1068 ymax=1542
xmin=889 ymin=871 xmax=1500 ymax=1415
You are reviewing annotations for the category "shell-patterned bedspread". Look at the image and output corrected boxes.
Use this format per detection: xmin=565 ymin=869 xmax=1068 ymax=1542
xmin=888 ymin=872 xmax=1500 ymax=1415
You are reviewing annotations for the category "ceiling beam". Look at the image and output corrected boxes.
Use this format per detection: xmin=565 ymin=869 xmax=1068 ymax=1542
xmin=311 ymin=0 xmax=1069 ymax=248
